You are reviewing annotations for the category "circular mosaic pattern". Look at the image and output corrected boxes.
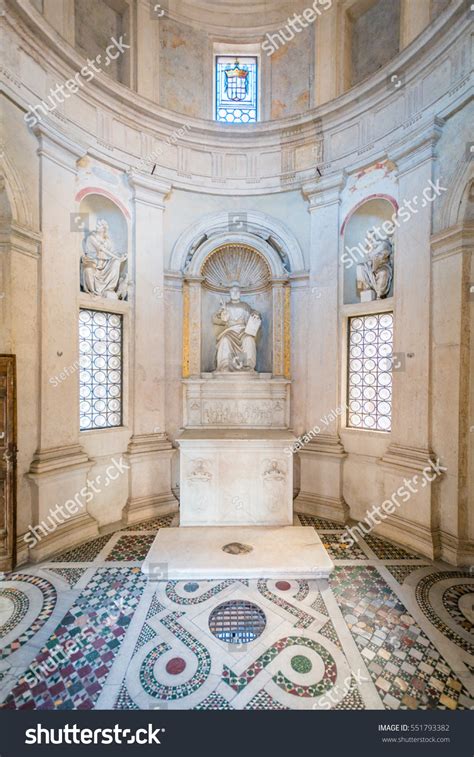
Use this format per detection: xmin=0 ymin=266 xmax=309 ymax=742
xmin=416 ymin=572 xmax=474 ymax=655
xmin=275 ymin=581 xmax=291 ymax=591
xmin=443 ymin=585 xmax=473 ymax=632
xmin=0 ymin=588 xmax=30 ymax=639
xmin=165 ymin=657 xmax=187 ymax=675
xmin=183 ymin=582 xmax=199 ymax=593
xmin=222 ymin=542 xmax=253 ymax=555
xmin=290 ymin=654 xmax=313 ymax=674
xmin=209 ymin=600 xmax=266 ymax=644
xmin=0 ymin=574 xmax=57 ymax=661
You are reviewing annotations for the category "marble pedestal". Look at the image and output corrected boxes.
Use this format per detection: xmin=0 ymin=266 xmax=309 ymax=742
xmin=177 ymin=429 xmax=296 ymax=526
xmin=142 ymin=526 xmax=334 ymax=580
xmin=183 ymin=373 xmax=290 ymax=429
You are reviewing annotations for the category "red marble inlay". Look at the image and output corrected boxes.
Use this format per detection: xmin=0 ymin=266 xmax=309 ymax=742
xmin=165 ymin=657 xmax=186 ymax=675
xmin=275 ymin=581 xmax=291 ymax=591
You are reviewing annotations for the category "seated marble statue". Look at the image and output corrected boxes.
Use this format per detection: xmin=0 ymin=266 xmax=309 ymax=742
xmin=356 ymin=237 xmax=393 ymax=300
xmin=213 ymin=283 xmax=262 ymax=372
xmin=81 ymin=219 xmax=128 ymax=299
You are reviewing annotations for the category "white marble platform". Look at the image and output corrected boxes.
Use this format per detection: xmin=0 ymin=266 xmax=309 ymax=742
xmin=141 ymin=526 xmax=334 ymax=580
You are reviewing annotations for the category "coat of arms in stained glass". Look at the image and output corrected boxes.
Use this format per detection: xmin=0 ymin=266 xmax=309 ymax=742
xmin=215 ymin=56 xmax=258 ymax=124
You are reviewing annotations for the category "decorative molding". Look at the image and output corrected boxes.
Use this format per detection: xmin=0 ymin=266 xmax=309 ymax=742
xmin=127 ymin=171 xmax=172 ymax=207
xmin=388 ymin=116 xmax=444 ymax=175
xmin=294 ymin=494 xmax=349 ymax=524
xmin=2 ymin=1 xmax=470 ymax=193
xmin=171 ymin=211 xmax=304 ymax=276
xmin=32 ymin=119 xmax=87 ymax=173
xmin=28 ymin=444 xmax=92 ymax=477
xmin=122 ymin=493 xmax=178 ymax=526
xmin=27 ymin=512 xmax=99 ymax=563
xmin=302 ymin=171 xmax=346 ymax=208
xmin=201 ymin=244 xmax=271 ymax=293
xmin=379 ymin=443 xmax=438 ymax=474
xmin=297 ymin=434 xmax=347 ymax=459
xmin=438 ymin=530 xmax=474 ymax=568
xmin=368 ymin=510 xmax=440 ymax=562
xmin=0 ymin=223 xmax=41 ymax=259
xmin=431 ymin=222 xmax=474 ymax=261
xmin=127 ymin=433 xmax=173 ymax=457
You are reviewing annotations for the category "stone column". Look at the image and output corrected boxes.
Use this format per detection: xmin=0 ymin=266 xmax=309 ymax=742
xmin=294 ymin=173 xmax=348 ymax=523
xmin=272 ymin=278 xmax=287 ymax=377
xmin=430 ymin=223 xmax=473 ymax=566
xmin=135 ymin=0 xmax=160 ymax=103
xmin=380 ymin=119 xmax=444 ymax=559
xmin=124 ymin=171 xmax=176 ymax=524
xmin=183 ymin=277 xmax=203 ymax=379
xmin=27 ymin=122 xmax=98 ymax=562
xmin=400 ymin=0 xmax=431 ymax=49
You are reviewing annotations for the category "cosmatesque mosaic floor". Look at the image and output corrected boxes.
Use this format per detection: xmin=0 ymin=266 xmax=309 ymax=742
xmin=0 ymin=513 xmax=473 ymax=711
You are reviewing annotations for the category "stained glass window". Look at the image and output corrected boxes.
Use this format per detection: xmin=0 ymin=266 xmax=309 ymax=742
xmin=79 ymin=309 xmax=123 ymax=430
xmin=215 ymin=56 xmax=258 ymax=124
xmin=347 ymin=313 xmax=393 ymax=431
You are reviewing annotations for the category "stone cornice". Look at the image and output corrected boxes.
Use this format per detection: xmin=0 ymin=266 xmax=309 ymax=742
xmin=388 ymin=117 xmax=444 ymax=175
xmin=431 ymin=222 xmax=474 ymax=261
xmin=32 ymin=120 xmax=87 ymax=173
xmin=128 ymin=171 xmax=172 ymax=208
xmin=2 ymin=0 xmax=471 ymax=194
xmin=302 ymin=171 xmax=346 ymax=208
xmin=0 ymin=222 xmax=42 ymax=258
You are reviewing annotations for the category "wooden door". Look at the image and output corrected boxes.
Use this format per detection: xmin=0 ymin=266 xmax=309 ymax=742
xmin=0 ymin=356 xmax=16 ymax=572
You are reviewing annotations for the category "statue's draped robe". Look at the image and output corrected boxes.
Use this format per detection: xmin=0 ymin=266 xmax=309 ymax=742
xmin=82 ymin=232 xmax=123 ymax=297
xmin=357 ymin=248 xmax=393 ymax=298
xmin=215 ymin=301 xmax=258 ymax=371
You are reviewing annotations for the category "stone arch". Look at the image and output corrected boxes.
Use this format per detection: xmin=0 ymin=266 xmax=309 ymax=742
xmin=169 ymin=210 xmax=305 ymax=276
xmin=436 ymin=159 xmax=473 ymax=232
xmin=0 ymin=151 xmax=35 ymax=230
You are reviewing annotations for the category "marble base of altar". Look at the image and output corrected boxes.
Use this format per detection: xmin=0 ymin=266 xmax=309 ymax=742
xmin=177 ymin=429 xmax=296 ymax=526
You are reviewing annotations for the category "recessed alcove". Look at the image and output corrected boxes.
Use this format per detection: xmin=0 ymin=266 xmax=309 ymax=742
xmin=78 ymin=193 xmax=129 ymax=301
xmin=342 ymin=197 xmax=397 ymax=305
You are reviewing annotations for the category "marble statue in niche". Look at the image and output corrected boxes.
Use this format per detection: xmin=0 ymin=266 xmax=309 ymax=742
xmin=81 ymin=219 xmax=128 ymax=299
xmin=356 ymin=237 xmax=393 ymax=301
xmin=213 ymin=282 xmax=262 ymax=372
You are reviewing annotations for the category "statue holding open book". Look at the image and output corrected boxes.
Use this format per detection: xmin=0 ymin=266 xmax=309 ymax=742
xmin=213 ymin=282 xmax=262 ymax=372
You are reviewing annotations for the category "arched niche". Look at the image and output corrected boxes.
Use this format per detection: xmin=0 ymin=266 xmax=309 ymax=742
xmin=77 ymin=192 xmax=129 ymax=300
xmin=169 ymin=210 xmax=305 ymax=276
xmin=200 ymin=244 xmax=273 ymax=373
xmin=342 ymin=196 xmax=397 ymax=305
xmin=182 ymin=235 xmax=290 ymax=378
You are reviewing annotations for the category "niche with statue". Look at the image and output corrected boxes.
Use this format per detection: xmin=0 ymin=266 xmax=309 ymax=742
xmin=178 ymin=240 xmax=295 ymax=527
xmin=78 ymin=193 xmax=129 ymax=301
xmin=342 ymin=197 xmax=395 ymax=305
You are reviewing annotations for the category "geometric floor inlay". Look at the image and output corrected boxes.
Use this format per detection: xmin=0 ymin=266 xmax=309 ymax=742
xmin=0 ymin=515 xmax=472 ymax=711
xmin=0 ymin=574 xmax=57 ymax=661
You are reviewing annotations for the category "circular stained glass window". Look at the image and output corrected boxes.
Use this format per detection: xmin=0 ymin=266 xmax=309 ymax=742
xmin=209 ymin=600 xmax=266 ymax=644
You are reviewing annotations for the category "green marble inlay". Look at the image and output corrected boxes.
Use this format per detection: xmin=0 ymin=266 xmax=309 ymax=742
xmin=290 ymin=654 xmax=312 ymax=674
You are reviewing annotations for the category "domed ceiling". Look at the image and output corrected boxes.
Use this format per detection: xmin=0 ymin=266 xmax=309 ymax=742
xmin=166 ymin=0 xmax=314 ymax=33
